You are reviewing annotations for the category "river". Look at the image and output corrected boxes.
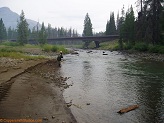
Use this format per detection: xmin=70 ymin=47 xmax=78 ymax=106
xmin=60 ymin=49 xmax=164 ymax=123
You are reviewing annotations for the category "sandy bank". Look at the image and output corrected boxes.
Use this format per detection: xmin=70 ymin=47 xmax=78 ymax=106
xmin=0 ymin=58 xmax=77 ymax=123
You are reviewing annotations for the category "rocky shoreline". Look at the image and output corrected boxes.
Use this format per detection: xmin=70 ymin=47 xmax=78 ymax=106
xmin=121 ymin=51 xmax=164 ymax=62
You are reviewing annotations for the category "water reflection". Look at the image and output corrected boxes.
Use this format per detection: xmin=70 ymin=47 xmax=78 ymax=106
xmin=82 ymin=61 xmax=93 ymax=92
xmin=61 ymin=50 xmax=164 ymax=123
xmin=121 ymin=60 xmax=164 ymax=123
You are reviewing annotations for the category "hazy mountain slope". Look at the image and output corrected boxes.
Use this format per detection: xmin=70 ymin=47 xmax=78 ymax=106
xmin=0 ymin=7 xmax=40 ymax=30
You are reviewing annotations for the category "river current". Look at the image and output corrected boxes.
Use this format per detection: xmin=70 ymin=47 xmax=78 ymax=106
xmin=60 ymin=50 xmax=164 ymax=123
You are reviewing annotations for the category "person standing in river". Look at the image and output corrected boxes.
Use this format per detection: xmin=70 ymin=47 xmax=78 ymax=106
xmin=57 ymin=51 xmax=63 ymax=67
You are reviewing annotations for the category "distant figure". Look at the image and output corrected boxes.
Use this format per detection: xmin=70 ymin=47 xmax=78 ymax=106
xmin=57 ymin=51 xmax=63 ymax=67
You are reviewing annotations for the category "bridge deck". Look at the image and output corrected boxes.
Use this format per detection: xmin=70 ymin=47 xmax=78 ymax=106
xmin=10 ymin=35 xmax=119 ymax=42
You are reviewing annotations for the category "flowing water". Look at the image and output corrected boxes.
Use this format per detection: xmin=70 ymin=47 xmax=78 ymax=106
xmin=61 ymin=50 xmax=164 ymax=123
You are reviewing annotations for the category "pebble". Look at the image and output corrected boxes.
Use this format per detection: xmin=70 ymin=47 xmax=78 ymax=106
xmin=0 ymin=57 xmax=20 ymax=67
xmin=43 ymin=117 xmax=48 ymax=120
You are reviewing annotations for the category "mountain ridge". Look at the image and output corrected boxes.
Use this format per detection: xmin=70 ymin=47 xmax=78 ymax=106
xmin=0 ymin=7 xmax=41 ymax=30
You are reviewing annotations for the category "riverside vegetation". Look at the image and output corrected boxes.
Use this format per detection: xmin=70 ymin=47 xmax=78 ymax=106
xmin=87 ymin=40 xmax=164 ymax=54
xmin=85 ymin=40 xmax=164 ymax=62
xmin=0 ymin=41 xmax=68 ymax=60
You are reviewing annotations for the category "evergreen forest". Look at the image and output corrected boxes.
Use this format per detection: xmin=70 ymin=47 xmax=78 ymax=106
xmin=0 ymin=0 xmax=164 ymax=53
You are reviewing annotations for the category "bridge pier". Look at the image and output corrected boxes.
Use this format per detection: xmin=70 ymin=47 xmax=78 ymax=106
xmin=94 ymin=41 xmax=100 ymax=48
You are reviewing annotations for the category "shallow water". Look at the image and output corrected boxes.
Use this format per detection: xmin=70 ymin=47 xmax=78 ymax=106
xmin=61 ymin=50 xmax=164 ymax=123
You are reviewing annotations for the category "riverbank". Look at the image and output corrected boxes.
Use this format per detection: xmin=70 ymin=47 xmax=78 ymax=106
xmin=121 ymin=50 xmax=164 ymax=62
xmin=86 ymin=40 xmax=164 ymax=62
xmin=0 ymin=56 xmax=77 ymax=122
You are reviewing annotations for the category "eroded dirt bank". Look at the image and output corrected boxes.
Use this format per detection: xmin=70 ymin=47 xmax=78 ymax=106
xmin=0 ymin=59 xmax=77 ymax=123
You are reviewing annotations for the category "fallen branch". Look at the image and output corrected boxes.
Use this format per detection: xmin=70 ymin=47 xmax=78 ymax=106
xmin=117 ymin=105 xmax=139 ymax=114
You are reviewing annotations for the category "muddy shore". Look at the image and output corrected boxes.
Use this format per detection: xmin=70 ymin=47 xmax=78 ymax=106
xmin=0 ymin=57 xmax=77 ymax=123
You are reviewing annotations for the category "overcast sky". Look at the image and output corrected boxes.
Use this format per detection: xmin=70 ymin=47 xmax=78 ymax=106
xmin=0 ymin=0 xmax=137 ymax=34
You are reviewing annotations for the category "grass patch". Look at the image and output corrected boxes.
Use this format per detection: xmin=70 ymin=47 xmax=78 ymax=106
xmin=24 ymin=44 xmax=40 ymax=48
xmin=0 ymin=41 xmax=69 ymax=59
xmin=0 ymin=46 xmax=23 ymax=53
xmin=41 ymin=44 xmax=68 ymax=53
xmin=0 ymin=41 xmax=20 ymax=46
xmin=98 ymin=40 xmax=119 ymax=50
xmin=0 ymin=48 xmax=18 ymax=52
xmin=0 ymin=51 xmax=45 ymax=60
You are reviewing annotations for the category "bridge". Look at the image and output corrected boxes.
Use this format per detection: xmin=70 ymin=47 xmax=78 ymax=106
xmin=44 ymin=35 xmax=119 ymax=41
xmin=10 ymin=35 xmax=119 ymax=47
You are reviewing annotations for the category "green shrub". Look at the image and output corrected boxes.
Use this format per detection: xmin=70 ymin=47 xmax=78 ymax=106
xmin=56 ymin=45 xmax=68 ymax=53
xmin=41 ymin=44 xmax=68 ymax=53
xmin=158 ymin=46 xmax=164 ymax=54
xmin=123 ymin=43 xmax=133 ymax=50
xmin=95 ymin=40 xmax=119 ymax=50
xmin=87 ymin=41 xmax=95 ymax=49
xmin=148 ymin=45 xmax=159 ymax=53
xmin=148 ymin=45 xmax=164 ymax=54
xmin=42 ymin=44 xmax=52 ymax=52
xmin=0 ymin=41 xmax=19 ymax=46
xmin=51 ymin=45 xmax=58 ymax=52
xmin=113 ymin=44 xmax=120 ymax=50
xmin=134 ymin=43 xmax=148 ymax=51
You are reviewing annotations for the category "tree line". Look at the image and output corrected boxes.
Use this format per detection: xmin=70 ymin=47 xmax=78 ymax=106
xmin=116 ymin=0 xmax=164 ymax=50
xmin=82 ymin=0 xmax=164 ymax=50
xmin=0 ymin=0 xmax=164 ymax=48
xmin=0 ymin=10 xmax=79 ymax=45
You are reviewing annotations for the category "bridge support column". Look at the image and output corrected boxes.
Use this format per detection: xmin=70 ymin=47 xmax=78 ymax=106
xmin=94 ymin=41 xmax=100 ymax=48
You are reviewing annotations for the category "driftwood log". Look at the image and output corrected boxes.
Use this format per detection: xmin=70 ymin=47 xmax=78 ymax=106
xmin=117 ymin=105 xmax=139 ymax=114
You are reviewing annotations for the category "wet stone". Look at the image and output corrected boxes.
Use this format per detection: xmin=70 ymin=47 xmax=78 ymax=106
xmin=43 ymin=117 xmax=48 ymax=120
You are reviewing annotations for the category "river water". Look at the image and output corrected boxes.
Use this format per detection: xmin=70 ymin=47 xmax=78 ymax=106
xmin=60 ymin=49 xmax=164 ymax=123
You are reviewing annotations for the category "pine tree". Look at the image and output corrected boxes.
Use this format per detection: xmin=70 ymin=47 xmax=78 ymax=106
xmin=30 ymin=23 xmax=39 ymax=44
xmin=105 ymin=20 xmax=110 ymax=35
xmin=149 ymin=0 xmax=163 ymax=44
xmin=105 ymin=12 xmax=116 ymax=35
xmin=118 ymin=5 xmax=125 ymax=49
xmin=7 ymin=26 xmax=12 ymax=39
xmin=136 ymin=0 xmax=163 ymax=45
xmin=38 ymin=22 xmax=47 ymax=44
xmin=160 ymin=3 xmax=164 ymax=44
xmin=83 ymin=13 xmax=93 ymax=36
xmin=17 ymin=10 xmax=29 ymax=45
xmin=123 ymin=6 xmax=135 ymax=45
xmin=82 ymin=13 xmax=93 ymax=48
xmin=0 ymin=18 xmax=7 ymax=40
xmin=47 ymin=23 xmax=52 ymax=38
xmin=116 ymin=12 xmax=120 ymax=34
